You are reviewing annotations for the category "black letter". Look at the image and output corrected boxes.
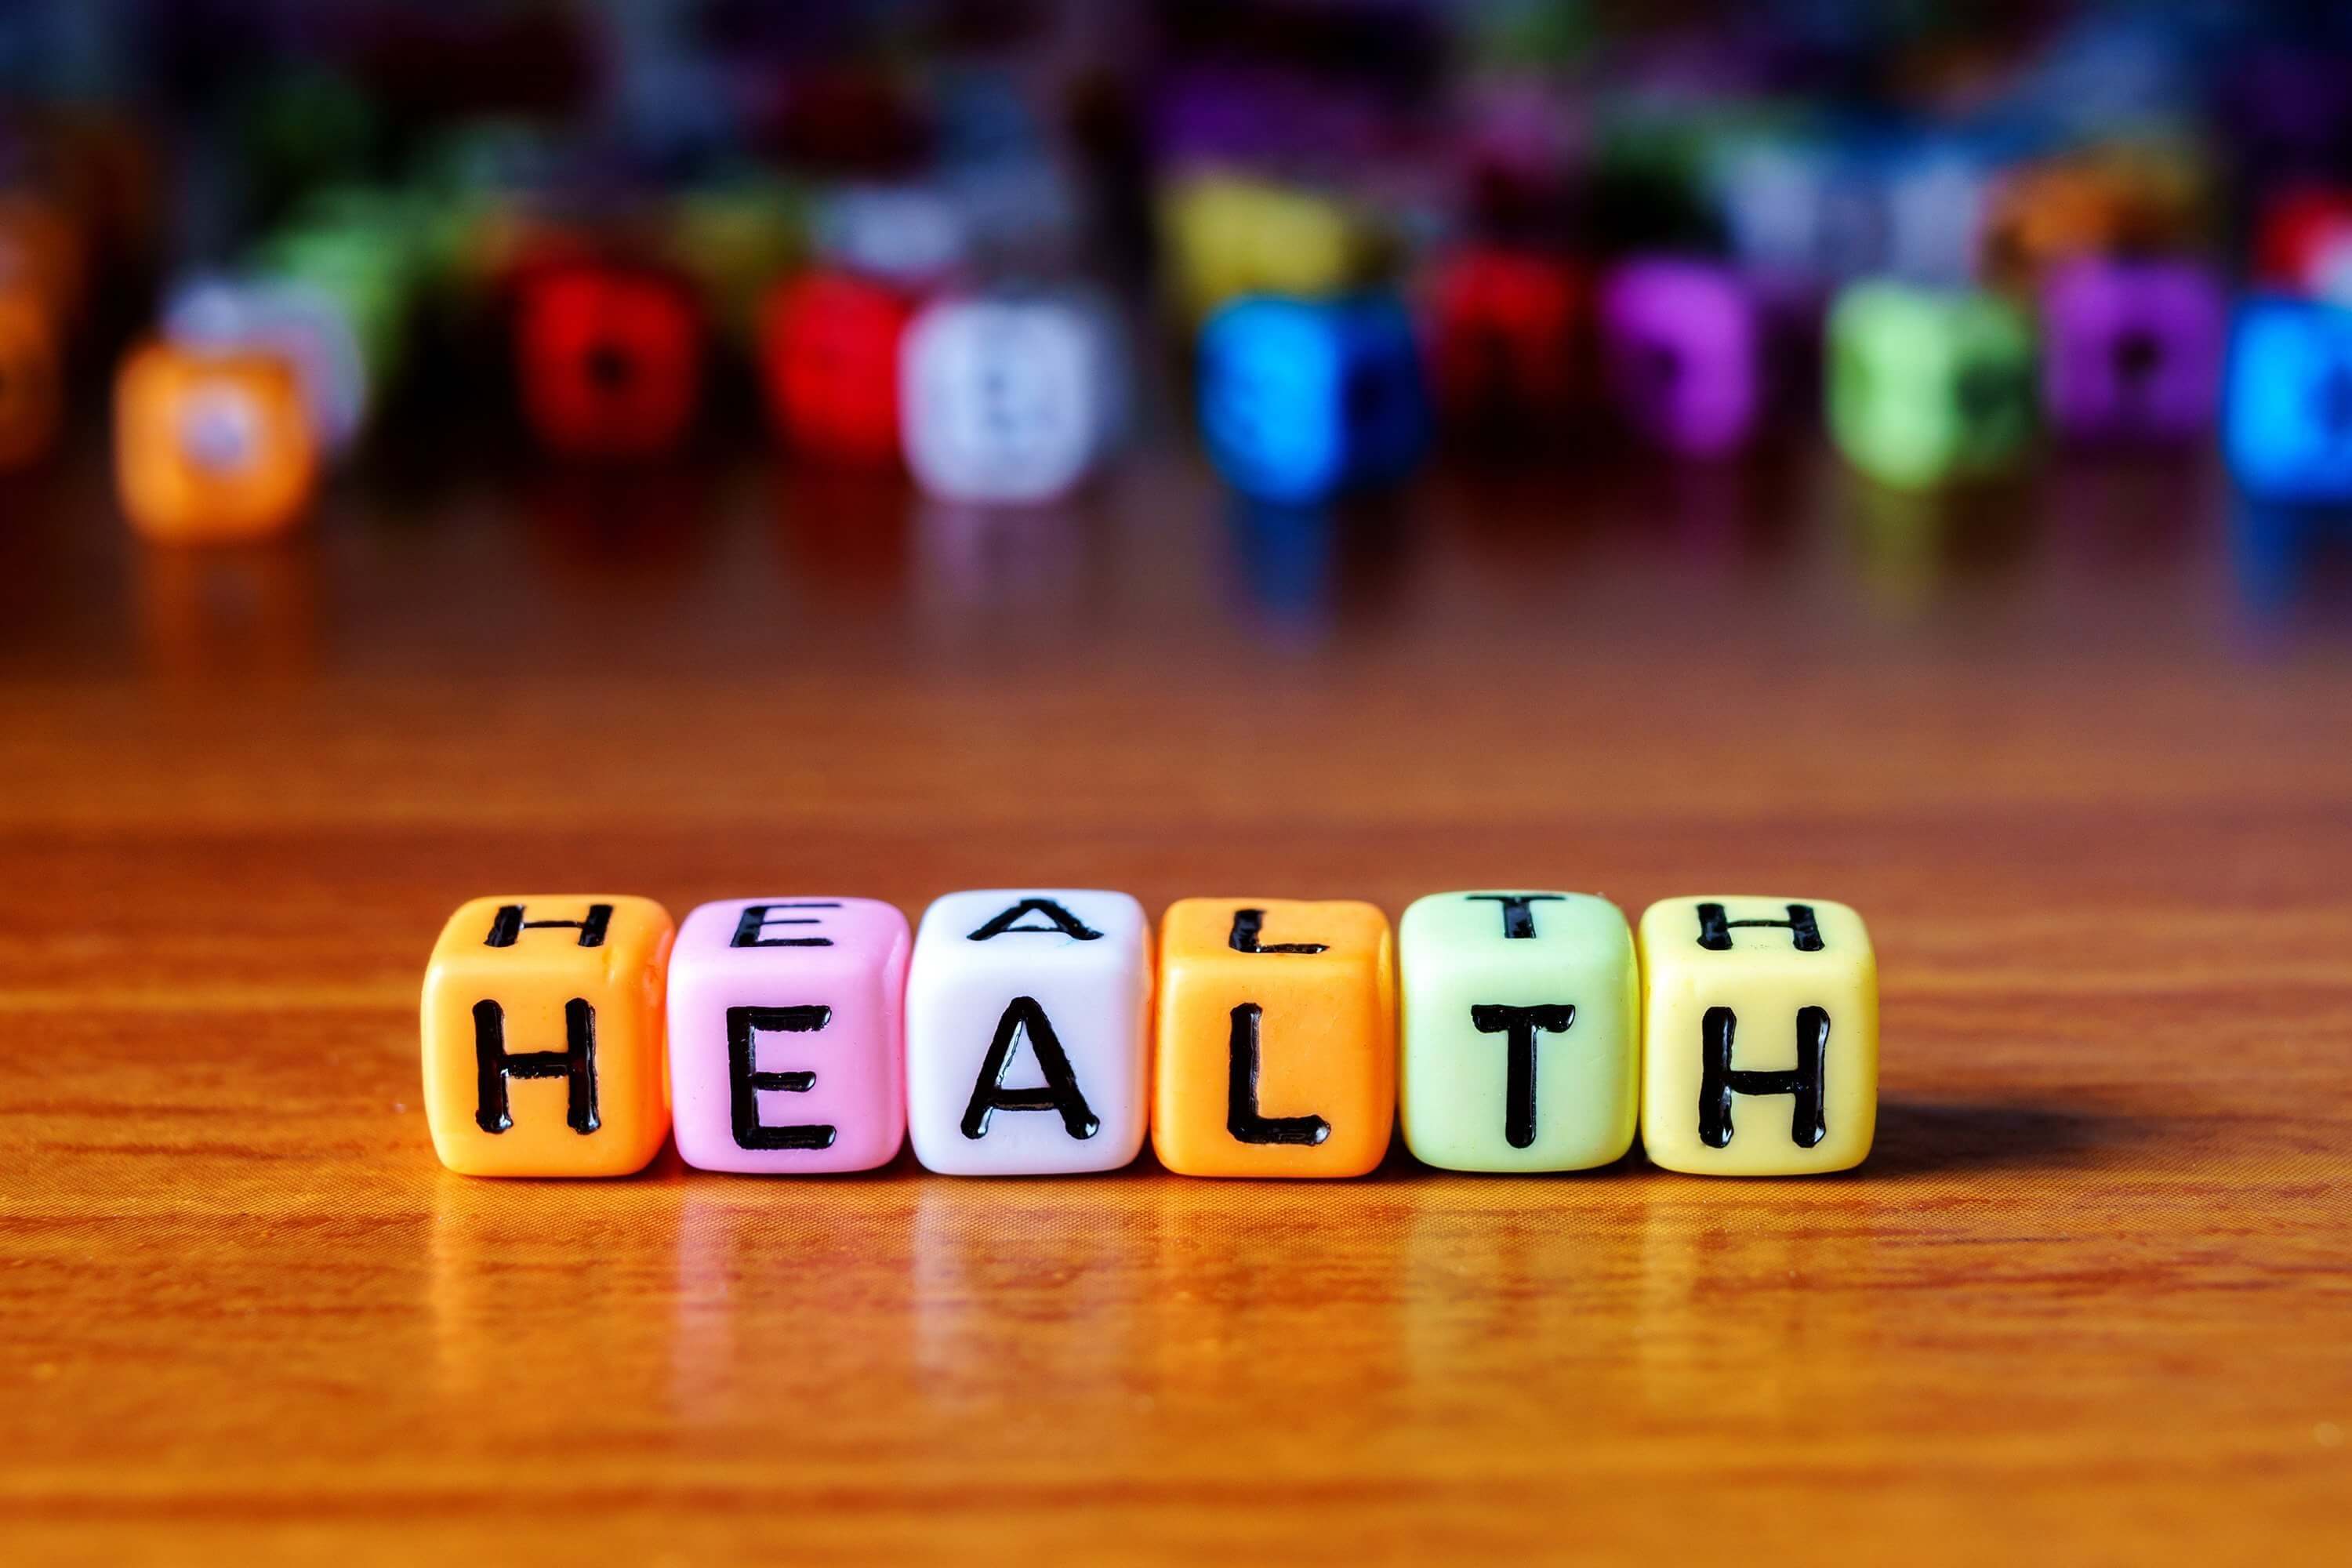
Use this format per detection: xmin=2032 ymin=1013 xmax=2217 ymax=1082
xmin=1698 ymin=1006 xmax=1830 ymax=1149
xmin=1228 ymin=908 xmax=1327 ymax=954
xmin=1465 ymin=894 xmax=1565 ymax=939
xmin=966 ymin=898 xmax=1103 ymax=942
xmin=473 ymin=997 xmax=597 ymax=1134
xmin=1695 ymin=902 xmax=1822 ymax=953
xmin=731 ymin=902 xmax=840 ymax=948
xmin=726 ymin=1005 xmax=836 ymax=1150
xmin=1226 ymin=1003 xmax=1329 ymax=1145
xmin=1468 ymin=1004 xmax=1576 ymax=1148
xmin=960 ymin=996 xmax=1100 ymax=1140
xmin=485 ymin=902 xmax=611 ymax=949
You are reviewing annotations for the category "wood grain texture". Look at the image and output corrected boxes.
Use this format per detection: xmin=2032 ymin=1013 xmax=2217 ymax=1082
xmin=2 ymin=444 xmax=2348 ymax=1565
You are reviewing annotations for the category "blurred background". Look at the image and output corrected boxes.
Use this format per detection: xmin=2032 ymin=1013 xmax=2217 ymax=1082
xmin=5 ymin=0 xmax=2352 ymax=671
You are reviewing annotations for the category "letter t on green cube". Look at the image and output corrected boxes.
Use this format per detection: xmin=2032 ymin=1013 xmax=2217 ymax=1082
xmin=1399 ymin=891 xmax=1638 ymax=1172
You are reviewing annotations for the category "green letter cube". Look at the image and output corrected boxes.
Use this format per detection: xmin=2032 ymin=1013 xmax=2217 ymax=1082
xmin=1399 ymin=891 xmax=1637 ymax=1172
xmin=1638 ymin=895 xmax=1878 ymax=1176
xmin=1828 ymin=281 xmax=2034 ymax=490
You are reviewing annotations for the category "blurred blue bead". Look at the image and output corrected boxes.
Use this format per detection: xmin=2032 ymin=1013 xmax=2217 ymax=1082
xmin=2225 ymin=297 xmax=2352 ymax=503
xmin=1199 ymin=296 xmax=1428 ymax=505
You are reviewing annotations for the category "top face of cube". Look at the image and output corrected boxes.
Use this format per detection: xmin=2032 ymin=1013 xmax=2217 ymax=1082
xmin=1161 ymin=896 xmax=1390 ymax=976
xmin=2225 ymin=299 xmax=2352 ymax=501
xmin=1637 ymin=895 xmax=1872 ymax=980
xmin=1400 ymin=890 xmax=1630 ymax=973
xmin=673 ymin=897 xmax=909 ymax=980
xmin=901 ymin=296 xmax=1107 ymax=503
xmin=1602 ymin=260 xmax=1751 ymax=342
xmin=1159 ymin=174 xmax=1366 ymax=321
xmin=428 ymin=894 xmax=676 ymax=987
xmin=1832 ymin=283 xmax=2032 ymax=385
xmin=915 ymin=889 xmax=1148 ymax=973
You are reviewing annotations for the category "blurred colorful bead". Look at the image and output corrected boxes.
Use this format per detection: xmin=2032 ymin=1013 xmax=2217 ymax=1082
xmin=1424 ymin=247 xmax=1586 ymax=433
xmin=671 ymin=179 xmax=808 ymax=343
xmin=759 ymin=270 xmax=915 ymax=466
xmin=899 ymin=293 xmax=1122 ymax=505
xmin=813 ymin=185 xmax=968 ymax=289
xmin=2039 ymin=259 xmax=2223 ymax=445
xmin=1200 ymin=296 xmax=1428 ymax=505
xmin=1599 ymin=259 xmax=1761 ymax=458
xmin=0 ymin=287 xmax=63 ymax=469
xmin=1159 ymin=175 xmax=1377 ymax=325
xmin=514 ymin=262 xmax=704 ymax=461
xmin=251 ymin=210 xmax=419 ymax=394
xmin=1980 ymin=146 xmax=2209 ymax=294
xmin=165 ymin=275 xmax=371 ymax=456
xmin=1827 ymin=281 xmax=2035 ymax=491
xmin=0 ymin=191 xmax=90 ymax=329
xmin=2223 ymin=297 xmax=2352 ymax=503
xmin=114 ymin=342 xmax=319 ymax=543
xmin=2254 ymin=188 xmax=2352 ymax=303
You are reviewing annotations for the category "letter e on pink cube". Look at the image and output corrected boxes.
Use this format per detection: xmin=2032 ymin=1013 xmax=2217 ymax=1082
xmin=667 ymin=898 xmax=909 ymax=1173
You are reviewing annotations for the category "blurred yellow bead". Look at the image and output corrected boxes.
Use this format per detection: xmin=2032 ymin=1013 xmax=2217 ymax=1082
xmin=1157 ymin=174 xmax=1379 ymax=323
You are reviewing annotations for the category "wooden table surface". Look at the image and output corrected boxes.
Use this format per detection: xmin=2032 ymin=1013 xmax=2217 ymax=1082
xmin=2 ymin=437 xmax=2349 ymax=1565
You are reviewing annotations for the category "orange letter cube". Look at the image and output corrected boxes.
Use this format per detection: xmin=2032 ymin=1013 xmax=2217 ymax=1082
xmin=114 ymin=342 xmax=318 ymax=543
xmin=1152 ymin=898 xmax=1396 ymax=1178
xmin=421 ymin=895 xmax=676 ymax=1177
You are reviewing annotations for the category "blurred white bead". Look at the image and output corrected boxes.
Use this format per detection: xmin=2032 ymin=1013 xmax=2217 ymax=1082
xmin=164 ymin=275 xmax=369 ymax=455
xmin=899 ymin=293 xmax=1120 ymax=506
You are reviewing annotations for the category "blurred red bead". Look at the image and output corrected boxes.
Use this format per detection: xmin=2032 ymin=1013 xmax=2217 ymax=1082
xmin=514 ymin=262 xmax=703 ymax=460
xmin=2255 ymin=187 xmax=2352 ymax=299
xmin=759 ymin=270 xmax=916 ymax=466
xmin=1424 ymin=248 xmax=1588 ymax=433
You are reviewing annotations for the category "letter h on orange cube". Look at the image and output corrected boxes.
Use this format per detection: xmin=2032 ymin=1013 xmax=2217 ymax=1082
xmin=1152 ymin=898 xmax=1395 ymax=1178
xmin=421 ymin=895 xmax=674 ymax=1176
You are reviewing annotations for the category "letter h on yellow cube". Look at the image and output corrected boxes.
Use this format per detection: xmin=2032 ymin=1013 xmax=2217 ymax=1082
xmin=421 ymin=895 xmax=676 ymax=1176
xmin=1638 ymin=896 xmax=1877 ymax=1175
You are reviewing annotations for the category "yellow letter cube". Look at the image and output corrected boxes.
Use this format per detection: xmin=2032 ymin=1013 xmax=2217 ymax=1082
xmin=421 ymin=895 xmax=675 ymax=1177
xmin=1638 ymin=895 xmax=1876 ymax=1175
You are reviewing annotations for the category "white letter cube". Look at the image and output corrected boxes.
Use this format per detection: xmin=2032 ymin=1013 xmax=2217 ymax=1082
xmin=906 ymin=888 xmax=1151 ymax=1174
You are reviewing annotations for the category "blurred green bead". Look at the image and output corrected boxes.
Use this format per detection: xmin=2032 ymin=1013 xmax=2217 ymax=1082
xmin=250 ymin=209 xmax=419 ymax=390
xmin=671 ymin=176 xmax=809 ymax=343
xmin=1828 ymin=281 xmax=2036 ymax=490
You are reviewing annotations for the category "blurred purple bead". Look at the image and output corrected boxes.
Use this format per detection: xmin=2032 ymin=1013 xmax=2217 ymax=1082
xmin=1598 ymin=260 xmax=1761 ymax=459
xmin=2041 ymin=259 xmax=2225 ymax=445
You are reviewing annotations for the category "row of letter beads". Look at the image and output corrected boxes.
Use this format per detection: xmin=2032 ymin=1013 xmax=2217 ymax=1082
xmin=419 ymin=891 xmax=1878 ymax=1180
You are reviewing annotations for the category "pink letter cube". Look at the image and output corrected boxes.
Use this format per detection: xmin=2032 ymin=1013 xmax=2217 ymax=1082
xmin=667 ymin=897 xmax=909 ymax=1173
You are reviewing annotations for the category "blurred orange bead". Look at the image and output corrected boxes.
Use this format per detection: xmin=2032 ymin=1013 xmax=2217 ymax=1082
xmin=0 ymin=191 xmax=92 ymax=329
xmin=114 ymin=342 xmax=319 ymax=543
xmin=0 ymin=289 xmax=64 ymax=470
xmin=1980 ymin=148 xmax=2209 ymax=294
